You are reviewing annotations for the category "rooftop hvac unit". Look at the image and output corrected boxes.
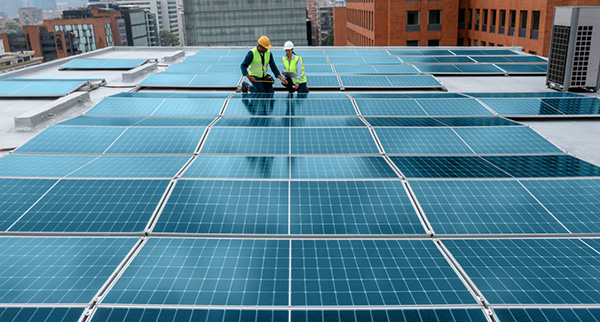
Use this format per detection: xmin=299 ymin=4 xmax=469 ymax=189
xmin=546 ymin=6 xmax=600 ymax=92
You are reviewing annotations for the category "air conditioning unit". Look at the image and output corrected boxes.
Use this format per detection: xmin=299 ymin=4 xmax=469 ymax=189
xmin=546 ymin=6 xmax=600 ymax=92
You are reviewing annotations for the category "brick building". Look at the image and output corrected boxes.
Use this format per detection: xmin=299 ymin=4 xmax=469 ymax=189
xmin=0 ymin=25 xmax=78 ymax=61
xmin=19 ymin=7 xmax=44 ymax=25
xmin=335 ymin=0 xmax=600 ymax=56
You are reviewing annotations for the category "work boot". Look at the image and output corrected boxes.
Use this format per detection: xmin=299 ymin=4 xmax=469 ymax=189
xmin=241 ymin=82 xmax=249 ymax=93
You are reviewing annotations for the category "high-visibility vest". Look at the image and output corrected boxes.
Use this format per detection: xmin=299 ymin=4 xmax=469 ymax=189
xmin=248 ymin=47 xmax=270 ymax=78
xmin=282 ymin=55 xmax=307 ymax=84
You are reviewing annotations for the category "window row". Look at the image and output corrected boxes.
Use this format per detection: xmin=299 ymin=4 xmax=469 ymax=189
xmin=460 ymin=8 xmax=541 ymax=40
xmin=406 ymin=10 xmax=441 ymax=32
xmin=348 ymin=29 xmax=374 ymax=46
xmin=347 ymin=8 xmax=374 ymax=31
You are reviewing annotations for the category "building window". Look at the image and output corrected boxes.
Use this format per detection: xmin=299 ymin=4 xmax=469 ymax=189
xmin=428 ymin=39 xmax=440 ymax=46
xmin=519 ymin=10 xmax=527 ymax=37
xmin=491 ymin=10 xmax=496 ymax=33
xmin=529 ymin=50 xmax=537 ymax=55
xmin=458 ymin=9 xmax=465 ymax=29
xmin=428 ymin=10 xmax=441 ymax=31
xmin=475 ymin=9 xmax=479 ymax=30
xmin=499 ymin=10 xmax=506 ymax=34
xmin=489 ymin=42 xmax=494 ymax=46
xmin=457 ymin=38 xmax=464 ymax=46
xmin=467 ymin=38 xmax=471 ymax=46
xmin=407 ymin=11 xmax=420 ymax=31
xmin=531 ymin=11 xmax=540 ymax=39
xmin=481 ymin=41 xmax=486 ymax=46
xmin=406 ymin=40 xmax=419 ymax=46
xmin=482 ymin=9 xmax=488 ymax=32
xmin=474 ymin=39 xmax=479 ymax=46
xmin=509 ymin=10 xmax=516 ymax=36
xmin=468 ymin=9 xmax=472 ymax=29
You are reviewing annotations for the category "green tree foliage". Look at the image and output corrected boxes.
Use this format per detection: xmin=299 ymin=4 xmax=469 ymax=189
xmin=159 ymin=30 xmax=179 ymax=46
xmin=321 ymin=29 xmax=333 ymax=46
xmin=0 ymin=21 xmax=23 ymax=34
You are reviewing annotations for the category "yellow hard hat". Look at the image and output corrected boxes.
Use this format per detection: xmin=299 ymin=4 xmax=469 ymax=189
xmin=257 ymin=35 xmax=272 ymax=49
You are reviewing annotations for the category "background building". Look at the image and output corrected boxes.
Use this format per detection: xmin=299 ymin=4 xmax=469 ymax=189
xmin=118 ymin=5 xmax=152 ymax=46
xmin=184 ymin=0 xmax=307 ymax=46
xmin=318 ymin=4 xmax=333 ymax=45
xmin=19 ymin=7 xmax=44 ymax=25
xmin=0 ymin=25 xmax=78 ymax=61
xmin=22 ymin=0 xmax=57 ymax=11
xmin=335 ymin=0 xmax=600 ymax=56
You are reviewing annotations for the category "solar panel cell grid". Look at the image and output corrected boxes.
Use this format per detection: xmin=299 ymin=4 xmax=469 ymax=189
xmin=91 ymin=308 xmax=289 ymax=322
xmin=105 ymin=127 xmax=206 ymax=154
xmin=355 ymin=100 xmax=427 ymax=116
xmin=183 ymin=155 xmax=289 ymax=178
xmin=0 ymin=307 xmax=84 ymax=322
xmin=85 ymin=98 xmax=165 ymax=116
xmin=290 ymin=117 xmax=366 ymax=127
xmin=290 ymin=156 xmax=397 ymax=179
xmin=68 ymin=155 xmax=190 ymax=178
xmin=390 ymin=156 xmax=511 ymax=178
xmin=153 ymin=98 xmax=225 ymax=116
xmin=16 ymin=127 xmax=126 ymax=154
xmin=479 ymin=98 xmax=562 ymax=115
xmin=454 ymin=127 xmax=563 ymax=154
xmin=0 ymin=155 xmax=96 ymax=178
xmin=291 ymin=128 xmax=380 ymax=155
xmin=59 ymin=116 xmax=145 ymax=127
xmin=0 ymin=179 xmax=57 ymax=230
xmin=201 ymin=127 xmax=289 ymax=154
xmin=416 ymin=99 xmax=494 ymax=116
xmin=375 ymin=128 xmax=473 ymax=154
xmin=291 ymin=309 xmax=489 ymax=322
xmin=494 ymin=308 xmax=600 ymax=322
xmin=483 ymin=155 xmax=600 ymax=178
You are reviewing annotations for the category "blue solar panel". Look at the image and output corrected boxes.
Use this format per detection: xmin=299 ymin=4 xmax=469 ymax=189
xmin=497 ymin=64 xmax=547 ymax=74
xmin=356 ymin=50 xmax=391 ymax=56
xmin=411 ymin=180 xmax=568 ymax=235
xmin=291 ymin=128 xmax=380 ymax=154
xmin=481 ymin=49 xmax=519 ymax=55
xmin=541 ymin=98 xmax=600 ymax=115
xmin=292 ymin=239 xmax=476 ymax=305
xmin=189 ymin=75 xmax=241 ymax=87
xmin=0 ymin=179 xmax=57 ymax=230
xmin=414 ymin=65 xmax=462 ymax=73
xmin=444 ymin=239 xmax=600 ymax=304
xmin=59 ymin=116 xmax=145 ymax=126
xmin=181 ymin=56 xmax=221 ymax=64
xmin=387 ymin=75 xmax=443 ymax=87
xmin=68 ymin=155 xmax=190 ymax=178
xmin=0 ymin=307 xmax=84 ymax=322
xmin=139 ymin=74 xmax=195 ymax=87
xmin=364 ymin=117 xmax=444 ymax=127
xmin=374 ymin=128 xmax=473 ymax=154
xmin=306 ymin=75 xmax=340 ymax=87
xmin=0 ymin=237 xmax=137 ymax=303
xmin=388 ymin=50 xmax=422 ymax=56
xmin=400 ymin=57 xmax=440 ymax=63
xmin=85 ymin=97 xmax=165 ymax=116
xmin=456 ymin=64 xmax=504 ymax=73
xmin=494 ymin=308 xmax=600 ymax=322
xmin=153 ymin=98 xmax=225 ymax=116
xmin=155 ymin=180 xmax=288 ymax=234
xmin=484 ymin=155 xmax=600 ymax=178
xmin=326 ymin=50 xmax=358 ymax=56
xmin=291 ymin=309 xmax=488 ymax=322
xmin=449 ymin=49 xmax=486 ymax=55
xmin=195 ymin=49 xmax=230 ymax=56
xmin=91 ymin=308 xmax=288 ymax=322
xmin=0 ymin=155 xmax=96 ymax=177
xmin=290 ymin=117 xmax=366 ymax=127
xmin=302 ymin=56 xmax=329 ymax=64
xmin=9 ymin=179 xmax=168 ymax=232
xmin=60 ymin=59 xmax=146 ymax=69
xmin=291 ymin=156 xmax=397 ymax=179
xmin=304 ymin=64 xmax=334 ymax=73
xmin=406 ymin=93 xmax=469 ymax=99
xmin=201 ymin=128 xmax=289 ymax=154
xmin=204 ymin=65 xmax=240 ymax=74
xmin=390 ymin=156 xmax=511 ymax=178
xmin=418 ymin=49 xmax=454 ymax=56
xmin=334 ymin=65 xmax=377 ymax=73
xmin=224 ymin=99 xmax=289 ymax=116
xmin=294 ymin=50 xmax=325 ymax=57
xmin=507 ymin=56 xmax=548 ymax=63
xmin=434 ymin=117 xmax=519 ymax=126
xmin=163 ymin=64 xmax=209 ymax=74
xmin=0 ymin=80 xmax=85 ymax=97
xmin=215 ymin=117 xmax=288 ymax=127
xmin=362 ymin=56 xmax=402 ymax=64
xmin=134 ymin=117 xmax=215 ymax=127
xmin=290 ymin=181 xmax=422 ymax=234
xmin=341 ymin=75 xmax=392 ymax=87
xmin=454 ymin=127 xmax=563 ymax=154
xmin=435 ymin=56 xmax=475 ymax=63
xmin=291 ymin=99 xmax=357 ymax=116
xmin=470 ymin=56 xmax=512 ymax=63
xmin=373 ymin=65 xmax=419 ymax=73
xmin=103 ymin=238 xmax=289 ymax=305
xmin=106 ymin=127 xmax=206 ymax=154
xmin=17 ymin=127 xmax=126 ymax=154
xmin=183 ymin=155 xmax=288 ymax=178
xmin=328 ymin=57 xmax=365 ymax=64
xmin=226 ymin=49 xmax=249 ymax=56
xmin=416 ymin=99 xmax=494 ymax=116
xmin=522 ymin=179 xmax=600 ymax=234
xmin=480 ymin=98 xmax=562 ymax=115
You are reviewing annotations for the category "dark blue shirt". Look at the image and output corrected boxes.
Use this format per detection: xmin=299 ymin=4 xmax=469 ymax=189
xmin=240 ymin=48 xmax=281 ymax=78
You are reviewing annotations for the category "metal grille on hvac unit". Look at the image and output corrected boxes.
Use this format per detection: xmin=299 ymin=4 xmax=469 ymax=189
xmin=547 ymin=25 xmax=570 ymax=85
xmin=571 ymin=26 xmax=593 ymax=86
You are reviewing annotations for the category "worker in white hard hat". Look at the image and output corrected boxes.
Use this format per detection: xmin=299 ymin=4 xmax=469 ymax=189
xmin=240 ymin=35 xmax=287 ymax=93
xmin=281 ymin=41 xmax=308 ymax=94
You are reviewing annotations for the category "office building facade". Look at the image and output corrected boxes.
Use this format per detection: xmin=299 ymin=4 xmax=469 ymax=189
xmin=184 ymin=0 xmax=307 ymax=46
xmin=19 ymin=7 xmax=44 ymax=25
xmin=0 ymin=25 xmax=78 ymax=61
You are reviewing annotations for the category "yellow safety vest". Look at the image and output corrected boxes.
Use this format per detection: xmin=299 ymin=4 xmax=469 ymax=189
xmin=282 ymin=55 xmax=307 ymax=84
xmin=248 ymin=47 xmax=270 ymax=78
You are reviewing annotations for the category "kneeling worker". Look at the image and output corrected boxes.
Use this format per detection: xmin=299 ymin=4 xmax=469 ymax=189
xmin=282 ymin=41 xmax=308 ymax=93
xmin=240 ymin=35 xmax=287 ymax=93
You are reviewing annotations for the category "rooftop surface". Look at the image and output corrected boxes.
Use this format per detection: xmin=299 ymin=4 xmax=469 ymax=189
xmin=0 ymin=46 xmax=599 ymax=322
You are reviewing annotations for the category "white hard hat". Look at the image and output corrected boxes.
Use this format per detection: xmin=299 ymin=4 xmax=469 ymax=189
xmin=284 ymin=41 xmax=294 ymax=50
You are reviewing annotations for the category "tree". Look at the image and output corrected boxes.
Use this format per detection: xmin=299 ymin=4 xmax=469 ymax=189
xmin=321 ymin=29 xmax=333 ymax=46
xmin=159 ymin=30 xmax=179 ymax=46
xmin=0 ymin=21 xmax=23 ymax=34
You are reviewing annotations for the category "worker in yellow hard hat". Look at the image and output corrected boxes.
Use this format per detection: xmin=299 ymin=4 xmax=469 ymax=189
xmin=240 ymin=35 xmax=288 ymax=93
xmin=282 ymin=41 xmax=308 ymax=94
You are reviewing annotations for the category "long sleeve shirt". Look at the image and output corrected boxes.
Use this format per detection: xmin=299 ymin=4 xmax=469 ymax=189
xmin=240 ymin=48 xmax=281 ymax=78
xmin=283 ymin=54 xmax=302 ymax=84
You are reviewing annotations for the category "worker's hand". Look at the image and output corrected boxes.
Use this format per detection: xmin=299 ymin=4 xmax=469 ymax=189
xmin=280 ymin=77 xmax=288 ymax=85
xmin=294 ymin=83 xmax=299 ymax=90
xmin=247 ymin=75 xmax=256 ymax=83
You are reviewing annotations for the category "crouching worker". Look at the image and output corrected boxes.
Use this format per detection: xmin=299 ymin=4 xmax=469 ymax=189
xmin=281 ymin=41 xmax=308 ymax=94
xmin=240 ymin=35 xmax=287 ymax=93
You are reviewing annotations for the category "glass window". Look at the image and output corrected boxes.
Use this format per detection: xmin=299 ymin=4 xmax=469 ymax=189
xmin=500 ymin=10 xmax=506 ymax=27
xmin=407 ymin=11 xmax=419 ymax=25
xmin=491 ymin=10 xmax=496 ymax=26
xmin=406 ymin=40 xmax=419 ymax=46
xmin=520 ymin=10 xmax=527 ymax=29
xmin=509 ymin=10 xmax=516 ymax=28
xmin=428 ymin=39 xmax=440 ymax=46
xmin=428 ymin=10 xmax=441 ymax=25
xmin=483 ymin=9 xmax=488 ymax=25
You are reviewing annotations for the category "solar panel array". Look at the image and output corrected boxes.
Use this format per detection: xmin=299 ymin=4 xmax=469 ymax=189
xmin=60 ymin=59 xmax=148 ymax=70
xmin=2 ymin=89 xmax=600 ymax=322
xmin=0 ymin=78 xmax=88 ymax=97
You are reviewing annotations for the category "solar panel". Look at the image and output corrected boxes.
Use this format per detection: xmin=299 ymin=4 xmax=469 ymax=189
xmin=163 ymin=64 xmax=209 ymax=74
xmin=153 ymin=98 xmax=225 ymax=116
xmin=356 ymin=50 xmax=390 ymax=56
xmin=387 ymin=75 xmax=443 ymax=87
xmin=91 ymin=308 xmax=288 ymax=322
xmin=155 ymin=180 xmax=288 ymax=234
xmin=416 ymin=99 xmax=494 ymax=116
xmin=470 ymin=56 xmax=512 ymax=63
xmin=189 ymin=75 xmax=241 ymax=87
xmin=195 ymin=49 xmax=230 ymax=56
xmin=139 ymin=74 xmax=195 ymax=87
xmin=68 ymin=155 xmax=190 ymax=178
xmin=59 ymin=116 xmax=145 ymax=126
xmin=507 ymin=56 xmax=548 ymax=63
xmin=205 ymin=64 xmax=240 ymax=74
xmin=340 ymin=75 xmax=392 ymax=87
xmin=0 ymin=155 xmax=97 ymax=177
xmin=290 ymin=156 xmax=397 ymax=179
xmin=17 ymin=126 xmax=126 ymax=154
xmin=302 ymin=57 xmax=329 ymax=64
xmin=364 ymin=117 xmax=444 ymax=127
xmin=411 ymin=180 xmax=568 ymax=235
xmin=521 ymin=92 xmax=585 ymax=98
xmin=0 ymin=179 xmax=57 ymax=230
xmin=182 ymin=155 xmax=288 ymax=178
xmin=455 ymin=64 xmax=504 ymax=73
xmin=181 ymin=56 xmax=221 ymax=64
xmin=400 ymin=57 xmax=440 ymax=63
xmin=483 ymin=155 xmax=600 ymax=178
xmin=480 ymin=98 xmax=562 ymax=115
xmin=0 ymin=307 xmax=84 ymax=322
xmin=103 ymin=238 xmax=289 ymax=305
xmin=0 ymin=237 xmax=137 ymax=303
xmin=291 ymin=99 xmax=357 ymax=116
xmin=494 ymin=308 xmax=600 ymax=322
xmin=328 ymin=57 xmax=365 ymax=64
xmin=414 ymin=64 xmax=463 ymax=73
xmin=292 ymin=309 xmax=488 ymax=322
xmin=388 ymin=50 xmax=422 ymax=56
xmin=290 ymin=117 xmax=366 ymax=127
xmin=522 ymin=179 xmax=600 ymax=234
xmin=334 ymin=65 xmax=377 ymax=73
xmin=217 ymin=56 xmax=243 ymax=64
xmin=362 ymin=56 xmax=401 ymax=64
xmin=541 ymin=98 xmax=600 ymax=115
xmin=291 ymin=181 xmax=421 ymax=235
xmin=418 ymin=49 xmax=454 ymax=56
xmin=433 ymin=117 xmax=519 ymax=126
xmin=304 ymin=64 xmax=334 ymax=73
xmin=496 ymin=64 xmax=547 ymax=74
xmin=481 ymin=49 xmax=518 ymax=55
xmin=375 ymin=128 xmax=473 ymax=154
xmin=0 ymin=80 xmax=85 ymax=97
xmin=85 ymin=97 xmax=165 ymax=116
xmin=406 ymin=93 xmax=468 ymax=99
xmin=134 ymin=117 xmax=215 ymax=127
xmin=435 ymin=56 xmax=475 ymax=63
xmin=449 ymin=49 xmax=486 ymax=56
xmin=293 ymin=49 xmax=325 ymax=57
xmin=292 ymin=239 xmax=476 ymax=305
xmin=223 ymin=99 xmax=289 ymax=116
xmin=390 ymin=156 xmax=511 ymax=178
xmin=454 ymin=127 xmax=563 ymax=154
xmin=201 ymin=127 xmax=289 ymax=154
xmin=444 ymin=239 xmax=600 ymax=304
xmin=113 ymin=92 xmax=232 ymax=99
xmin=373 ymin=65 xmax=419 ymax=73
xmin=302 ymin=75 xmax=340 ymax=87
xmin=326 ymin=50 xmax=358 ymax=56
xmin=291 ymin=128 xmax=380 ymax=154
xmin=60 ymin=59 xmax=146 ymax=70
xmin=226 ymin=49 xmax=249 ymax=56
xmin=9 ymin=179 xmax=169 ymax=232
xmin=214 ymin=117 xmax=288 ymax=127
xmin=105 ymin=127 xmax=206 ymax=154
